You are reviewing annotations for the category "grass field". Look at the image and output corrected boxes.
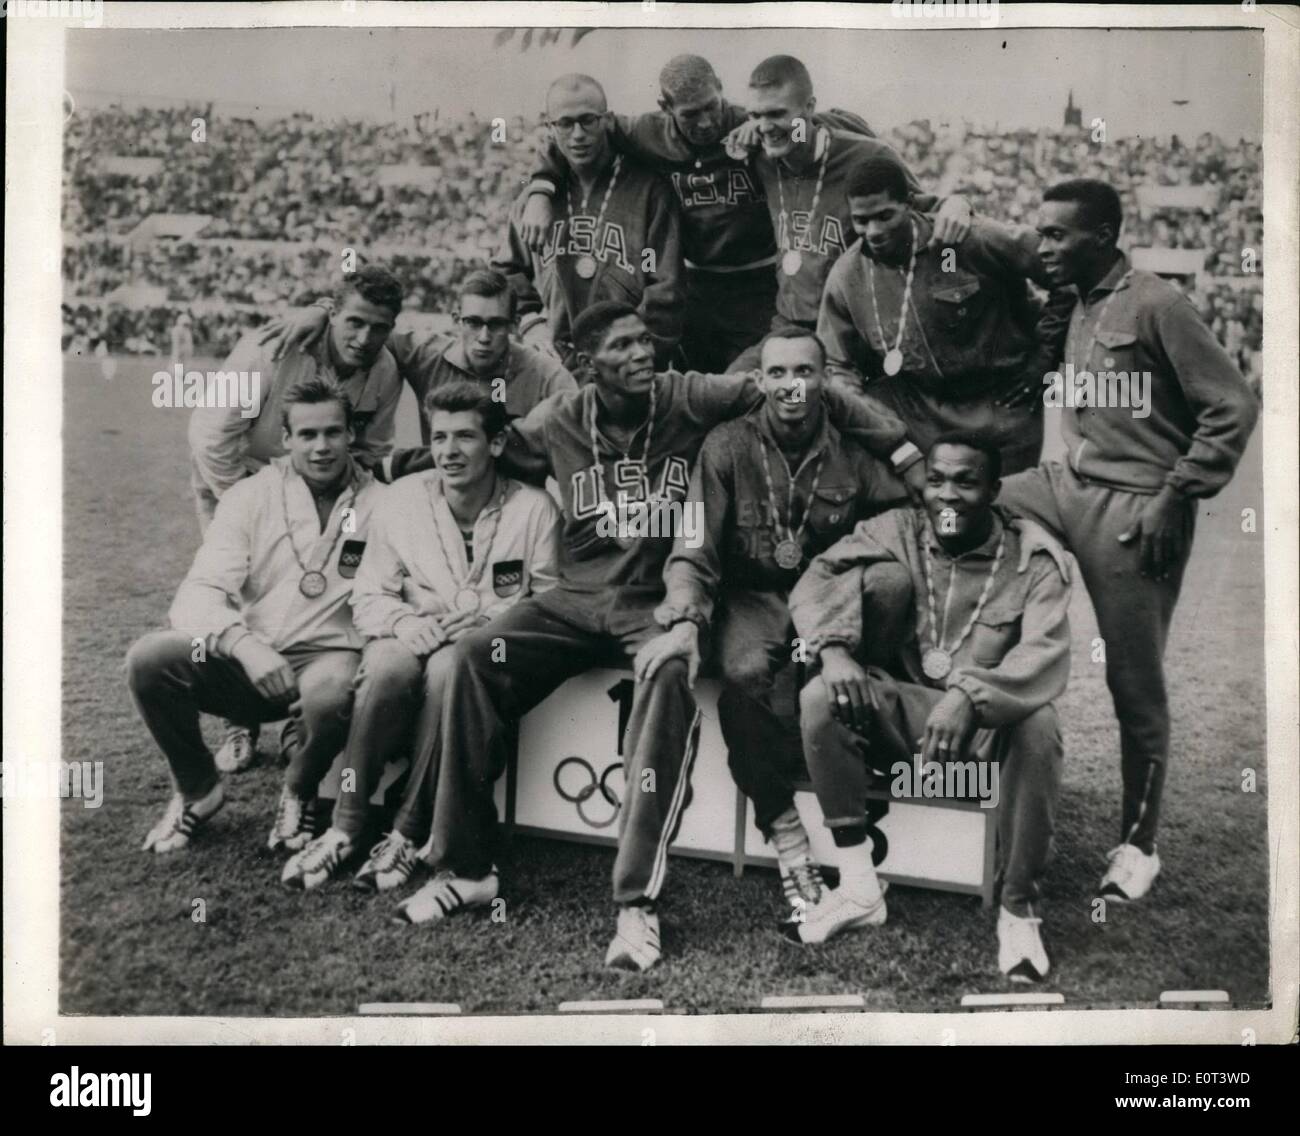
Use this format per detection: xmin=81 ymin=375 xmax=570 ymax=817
xmin=59 ymin=353 xmax=1271 ymax=1016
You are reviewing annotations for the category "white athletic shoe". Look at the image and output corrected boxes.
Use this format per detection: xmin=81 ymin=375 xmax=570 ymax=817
xmin=142 ymin=782 xmax=225 ymax=853
xmin=394 ymin=869 xmax=499 ymax=925
xmin=282 ymin=827 xmax=354 ymax=891
xmin=214 ymin=724 xmax=258 ymax=773
xmin=997 ymin=907 xmax=1051 ymax=983
xmin=781 ymin=883 xmax=887 ymax=944
xmin=267 ymin=786 xmax=319 ymax=852
xmin=605 ymin=905 xmax=662 ymax=972
xmin=1099 ymin=843 xmax=1161 ymax=902
xmin=353 ymin=832 xmax=419 ymax=893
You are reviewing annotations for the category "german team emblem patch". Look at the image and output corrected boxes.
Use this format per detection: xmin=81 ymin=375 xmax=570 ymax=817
xmin=493 ymin=559 xmax=524 ymax=597
xmin=338 ymin=539 xmax=367 ymax=579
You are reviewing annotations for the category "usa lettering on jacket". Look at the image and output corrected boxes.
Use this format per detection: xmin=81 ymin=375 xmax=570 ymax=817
xmin=780 ymin=211 xmax=849 ymax=260
xmin=669 ymin=167 xmax=763 ymax=209
xmin=570 ymin=455 xmax=691 ymax=519
xmin=542 ymin=217 xmax=634 ymax=274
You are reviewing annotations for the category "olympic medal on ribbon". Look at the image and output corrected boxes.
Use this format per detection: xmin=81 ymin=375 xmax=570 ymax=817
xmin=454 ymin=587 xmax=481 ymax=614
xmin=774 ymin=538 xmax=803 ymax=570
xmin=883 ymin=347 xmax=904 ymax=376
xmin=575 ymin=254 xmax=598 ymax=279
xmin=298 ymin=570 xmax=328 ymax=599
xmin=781 ymin=249 xmax=803 ymax=276
xmin=921 ymin=647 xmax=953 ymax=681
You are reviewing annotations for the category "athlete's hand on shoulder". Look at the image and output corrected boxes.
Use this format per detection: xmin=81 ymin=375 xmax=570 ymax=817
xmin=723 ymin=120 xmax=763 ymax=160
xmin=393 ymin=614 xmax=447 ymax=658
xmin=929 ymin=195 xmax=972 ymax=249
xmin=1011 ymin=517 xmax=1071 ymax=584
xmin=900 ymin=461 xmax=927 ymax=508
xmin=436 ymin=608 xmax=482 ymax=643
xmin=819 ymin=645 xmax=874 ymax=734
xmin=920 ymin=686 xmax=976 ymax=764
xmin=256 ymin=304 xmax=329 ymax=362
xmin=522 ymin=320 xmax=560 ymax=359
xmin=634 ymin=621 xmax=701 ymax=689
xmin=520 ymin=193 xmax=555 ymax=255
xmin=231 ymin=637 xmax=299 ymax=704
xmin=1118 ymin=486 xmax=1194 ymax=581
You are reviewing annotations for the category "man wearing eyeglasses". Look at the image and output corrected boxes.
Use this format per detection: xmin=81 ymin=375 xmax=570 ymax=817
xmin=492 ymin=74 xmax=686 ymax=371
xmin=258 ymin=270 xmax=578 ymax=476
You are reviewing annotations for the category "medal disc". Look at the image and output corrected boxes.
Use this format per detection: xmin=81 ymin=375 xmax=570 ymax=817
xmin=575 ymin=254 xmax=598 ymax=279
xmin=774 ymin=539 xmax=803 ymax=570
xmin=921 ymin=647 xmax=953 ymax=681
xmin=883 ymin=348 xmax=904 ymax=377
xmin=454 ymin=587 xmax=481 ymax=614
xmin=299 ymin=570 xmax=328 ymax=599
xmin=781 ymin=249 xmax=803 ymax=276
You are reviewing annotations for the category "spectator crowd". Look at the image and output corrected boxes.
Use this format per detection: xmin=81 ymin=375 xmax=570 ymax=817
xmin=63 ymin=103 xmax=1263 ymax=375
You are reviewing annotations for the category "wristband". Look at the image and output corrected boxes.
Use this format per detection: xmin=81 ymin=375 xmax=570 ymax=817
xmin=890 ymin=442 xmax=923 ymax=471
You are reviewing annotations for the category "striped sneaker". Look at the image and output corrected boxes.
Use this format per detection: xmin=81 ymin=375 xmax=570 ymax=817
xmin=267 ymin=786 xmax=320 ymax=852
xmin=605 ymin=904 xmax=662 ymax=972
xmin=353 ymin=832 xmax=419 ymax=893
xmin=282 ymin=827 xmax=354 ymax=891
xmin=779 ymin=855 xmax=825 ymax=910
xmin=394 ymin=869 xmax=499 ymax=925
xmin=142 ymin=782 xmax=225 ymax=853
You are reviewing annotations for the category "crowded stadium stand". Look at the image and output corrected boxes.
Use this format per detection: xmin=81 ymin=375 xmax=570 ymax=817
xmin=62 ymin=101 xmax=1262 ymax=386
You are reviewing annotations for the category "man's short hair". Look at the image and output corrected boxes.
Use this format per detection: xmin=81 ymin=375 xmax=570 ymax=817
xmin=458 ymin=268 xmax=517 ymax=319
xmin=281 ymin=374 xmax=355 ymax=432
xmin=749 ymin=54 xmax=814 ymax=104
xmin=546 ymin=73 xmax=608 ymax=114
xmin=1043 ymin=178 xmax=1124 ymax=241
xmin=659 ymin=54 xmax=721 ymax=104
xmin=334 ymin=263 xmax=404 ymax=318
xmin=928 ymin=431 xmax=1002 ymax=484
xmin=424 ymin=378 xmax=509 ymax=439
xmin=571 ymin=301 xmax=641 ymax=357
xmin=846 ymin=154 xmax=912 ymax=204
xmin=758 ymin=326 xmax=828 ymax=369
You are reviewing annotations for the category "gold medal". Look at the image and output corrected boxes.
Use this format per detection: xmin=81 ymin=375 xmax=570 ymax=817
xmin=575 ymin=253 xmax=598 ymax=279
xmin=883 ymin=348 xmax=904 ymax=377
xmin=454 ymin=587 xmax=481 ymax=614
xmin=781 ymin=249 xmax=803 ymax=276
xmin=774 ymin=539 xmax=803 ymax=570
xmin=299 ymin=570 xmax=328 ymax=599
xmin=921 ymin=647 xmax=953 ymax=681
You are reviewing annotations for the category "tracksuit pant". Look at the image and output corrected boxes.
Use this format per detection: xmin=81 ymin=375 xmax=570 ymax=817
xmin=430 ymin=585 xmax=700 ymax=906
xmin=800 ymin=670 xmax=1063 ymax=916
xmin=329 ymin=638 xmax=459 ymax=843
xmin=682 ymin=265 xmax=779 ymax=374
xmin=1000 ymin=461 xmax=1195 ymax=853
xmin=718 ymin=577 xmax=913 ymax=837
xmin=125 ymin=630 xmax=358 ymax=800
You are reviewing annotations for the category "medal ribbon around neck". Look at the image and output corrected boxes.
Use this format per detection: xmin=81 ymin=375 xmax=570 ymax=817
xmin=280 ymin=463 xmax=358 ymax=599
xmin=754 ymin=421 xmax=827 ymax=570
xmin=567 ymin=155 xmax=624 ymax=278
xmin=587 ymin=377 xmax=658 ymax=509
xmin=429 ymin=478 xmax=507 ymax=614
xmin=867 ymin=217 xmax=920 ymax=377
xmin=775 ymin=127 xmax=831 ymax=271
xmin=919 ymin=513 xmax=1007 ymax=680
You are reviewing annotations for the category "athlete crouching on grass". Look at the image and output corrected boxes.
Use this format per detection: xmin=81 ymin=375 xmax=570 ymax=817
xmin=788 ymin=434 xmax=1071 ymax=982
xmin=129 ymin=377 xmax=384 ymax=856
xmin=279 ymin=381 xmax=561 ymax=903
xmin=400 ymin=300 xmax=939 ymax=971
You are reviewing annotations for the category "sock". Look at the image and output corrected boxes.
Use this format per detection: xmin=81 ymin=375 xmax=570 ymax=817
xmin=835 ymin=837 xmax=881 ymax=901
xmin=770 ymin=807 xmax=813 ymax=869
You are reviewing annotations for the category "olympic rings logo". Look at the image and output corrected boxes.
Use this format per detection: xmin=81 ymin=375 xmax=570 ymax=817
xmin=553 ymin=756 xmax=624 ymax=829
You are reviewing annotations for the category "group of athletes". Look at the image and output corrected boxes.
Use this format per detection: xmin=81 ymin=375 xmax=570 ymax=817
xmin=126 ymin=53 xmax=1259 ymax=981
